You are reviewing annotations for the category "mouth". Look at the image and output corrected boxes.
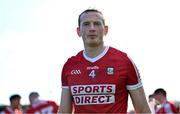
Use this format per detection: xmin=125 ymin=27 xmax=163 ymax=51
xmin=87 ymin=35 xmax=97 ymax=39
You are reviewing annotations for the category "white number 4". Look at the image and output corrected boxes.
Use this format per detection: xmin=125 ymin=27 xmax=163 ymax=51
xmin=89 ymin=70 xmax=96 ymax=78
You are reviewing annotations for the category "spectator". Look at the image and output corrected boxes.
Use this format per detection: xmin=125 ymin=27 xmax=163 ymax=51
xmin=0 ymin=94 xmax=23 ymax=114
xmin=25 ymin=92 xmax=58 ymax=114
xmin=153 ymin=88 xmax=179 ymax=113
xmin=148 ymin=94 xmax=160 ymax=114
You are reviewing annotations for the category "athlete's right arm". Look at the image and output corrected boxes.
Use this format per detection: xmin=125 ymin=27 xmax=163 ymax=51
xmin=58 ymin=87 xmax=72 ymax=114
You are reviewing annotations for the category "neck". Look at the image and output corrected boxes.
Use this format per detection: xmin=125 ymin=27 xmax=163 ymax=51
xmin=11 ymin=105 xmax=21 ymax=111
xmin=84 ymin=45 xmax=105 ymax=58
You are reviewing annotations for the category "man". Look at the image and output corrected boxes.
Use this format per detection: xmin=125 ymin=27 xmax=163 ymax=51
xmin=0 ymin=94 xmax=23 ymax=114
xmin=148 ymin=94 xmax=159 ymax=114
xmin=25 ymin=92 xmax=58 ymax=114
xmin=153 ymin=88 xmax=179 ymax=113
xmin=59 ymin=9 xmax=151 ymax=113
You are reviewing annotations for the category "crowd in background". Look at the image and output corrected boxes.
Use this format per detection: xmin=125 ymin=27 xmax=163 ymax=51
xmin=0 ymin=88 xmax=179 ymax=114
xmin=0 ymin=92 xmax=58 ymax=114
xmin=128 ymin=88 xmax=180 ymax=114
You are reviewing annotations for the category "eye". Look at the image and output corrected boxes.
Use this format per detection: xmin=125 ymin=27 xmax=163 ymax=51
xmin=83 ymin=22 xmax=90 ymax=26
xmin=94 ymin=21 xmax=102 ymax=26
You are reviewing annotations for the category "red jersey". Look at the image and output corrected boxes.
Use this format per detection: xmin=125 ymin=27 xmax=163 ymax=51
xmin=25 ymin=100 xmax=58 ymax=114
xmin=61 ymin=46 xmax=142 ymax=113
xmin=0 ymin=107 xmax=23 ymax=114
xmin=156 ymin=101 xmax=179 ymax=114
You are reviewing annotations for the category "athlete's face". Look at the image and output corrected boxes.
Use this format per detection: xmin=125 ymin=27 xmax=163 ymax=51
xmin=11 ymin=98 xmax=21 ymax=109
xmin=153 ymin=94 xmax=162 ymax=103
xmin=77 ymin=12 xmax=108 ymax=47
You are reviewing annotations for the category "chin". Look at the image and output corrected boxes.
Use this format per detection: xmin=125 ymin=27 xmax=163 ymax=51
xmin=87 ymin=43 xmax=100 ymax=47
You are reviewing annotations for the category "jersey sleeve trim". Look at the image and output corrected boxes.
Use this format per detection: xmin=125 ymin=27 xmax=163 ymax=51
xmin=62 ymin=86 xmax=69 ymax=89
xmin=126 ymin=82 xmax=143 ymax=90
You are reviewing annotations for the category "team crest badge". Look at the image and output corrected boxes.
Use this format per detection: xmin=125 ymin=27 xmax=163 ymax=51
xmin=106 ymin=67 xmax=114 ymax=75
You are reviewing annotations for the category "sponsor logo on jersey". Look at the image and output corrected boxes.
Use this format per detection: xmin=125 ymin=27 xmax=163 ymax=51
xmin=71 ymin=69 xmax=81 ymax=75
xmin=86 ymin=66 xmax=99 ymax=70
xmin=106 ymin=67 xmax=114 ymax=75
xmin=71 ymin=84 xmax=115 ymax=105
xmin=73 ymin=94 xmax=114 ymax=105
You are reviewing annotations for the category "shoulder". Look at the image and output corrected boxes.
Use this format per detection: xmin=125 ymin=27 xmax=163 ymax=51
xmin=109 ymin=47 xmax=127 ymax=57
xmin=25 ymin=106 xmax=33 ymax=113
xmin=47 ymin=101 xmax=58 ymax=106
xmin=108 ymin=46 xmax=130 ymax=62
xmin=165 ymin=101 xmax=179 ymax=108
xmin=63 ymin=50 xmax=83 ymax=68
xmin=3 ymin=107 xmax=13 ymax=113
xmin=65 ymin=51 xmax=83 ymax=64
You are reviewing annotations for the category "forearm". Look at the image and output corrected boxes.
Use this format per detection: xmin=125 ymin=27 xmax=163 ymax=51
xmin=58 ymin=105 xmax=72 ymax=114
xmin=58 ymin=88 xmax=73 ymax=114
xmin=139 ymin=105 xmax=151 ymax=114
xmin=130 ymin=87 xmax=152 ymax=113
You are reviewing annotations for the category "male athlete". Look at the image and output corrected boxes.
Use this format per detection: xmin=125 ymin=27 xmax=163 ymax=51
xmin=59 ymin=9 xmax=151 ymax=113
xmin=153 ymin=88 xmax=179 ymax=113
xmin=26 ymin=92 xmax=58 ymax=114
xmin=0 ymin=94 xmax=23 ymax=114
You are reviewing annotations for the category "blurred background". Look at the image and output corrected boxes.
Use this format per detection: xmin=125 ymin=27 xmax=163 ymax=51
xmin=0 ymin=0 xmax=180 ymax=111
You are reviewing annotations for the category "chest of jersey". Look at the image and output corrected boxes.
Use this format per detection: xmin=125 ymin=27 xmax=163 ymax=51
xmin=68 ymin=62 xmax=126 ymax=85
xmin=66 ymin=58 xmax=128 ymax=105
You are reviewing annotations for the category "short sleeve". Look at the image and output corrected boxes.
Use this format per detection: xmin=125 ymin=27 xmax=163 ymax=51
xmin=126 ymin=56 xmax=143 ymax=90
xmin=61 ymin=62 xmax=69 ymax=88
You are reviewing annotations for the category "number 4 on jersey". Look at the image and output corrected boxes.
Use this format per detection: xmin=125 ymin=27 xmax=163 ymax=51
xmin=89 ymin=70 xmax=96 ymax=78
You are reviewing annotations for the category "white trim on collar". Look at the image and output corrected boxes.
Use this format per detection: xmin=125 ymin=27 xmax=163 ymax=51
xmin=83 ymin=46 xmax=109 ymax=63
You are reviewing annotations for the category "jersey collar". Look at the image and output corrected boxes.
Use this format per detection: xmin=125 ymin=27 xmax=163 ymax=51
xmin=83 ymin=46 xmax=109 ymax=63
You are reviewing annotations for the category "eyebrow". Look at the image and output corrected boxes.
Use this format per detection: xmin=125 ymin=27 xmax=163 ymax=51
xmin=82 ymin=20 xmax=103 ymax=23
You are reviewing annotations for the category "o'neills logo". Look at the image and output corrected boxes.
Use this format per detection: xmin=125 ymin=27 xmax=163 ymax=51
xmin=86 ymin=66 xmax=99 ymax=70
xmin=71 ymin=84 xmax=115 ymax=105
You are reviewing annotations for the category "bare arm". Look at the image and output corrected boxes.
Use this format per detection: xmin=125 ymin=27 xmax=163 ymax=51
xmin=58 ymin=87 xmax=72 ymax=114
xmin=129 ymin=87 xmax=151 ymax=113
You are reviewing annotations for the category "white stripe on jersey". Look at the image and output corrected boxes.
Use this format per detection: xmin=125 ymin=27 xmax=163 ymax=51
xmin=126 ymin=82 xmax=143 ymax=90
xmin=62 ymin=86 xmax=69 ymax=89
xmin=126 ymin=56 xmax=143 ymax=90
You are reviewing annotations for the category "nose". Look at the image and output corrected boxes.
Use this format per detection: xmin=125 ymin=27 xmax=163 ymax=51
xmin=89 ymin=23 xmax=95 ymax=32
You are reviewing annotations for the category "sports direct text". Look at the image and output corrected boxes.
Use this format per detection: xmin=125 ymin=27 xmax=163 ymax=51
xmin=71 ymin=84 xmax=115 ymax=105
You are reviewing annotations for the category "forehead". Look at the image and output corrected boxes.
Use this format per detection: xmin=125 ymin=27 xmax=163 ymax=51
xmin=80 ymin=12 xmax=104 ymax=22
xmin=11 ymin=99 xmax=20 ymax=104
xmin=12 ymin=98 xmax=20 ymax=101
xmin=153 ymin=93 xmax=160 ymax=97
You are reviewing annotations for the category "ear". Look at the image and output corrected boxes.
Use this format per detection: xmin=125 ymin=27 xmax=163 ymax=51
xmin=104 ymin=26 xmax=108 ymax=35
xmin=76 ymin=27 xmax=81 ymax=37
